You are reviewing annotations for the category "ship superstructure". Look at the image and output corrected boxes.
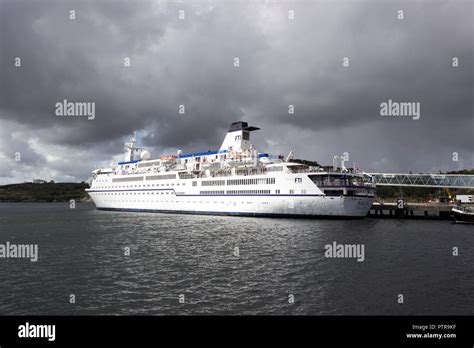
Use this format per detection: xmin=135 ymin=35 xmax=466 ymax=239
xmin=86 ymin=121 xmax=375 ymax=217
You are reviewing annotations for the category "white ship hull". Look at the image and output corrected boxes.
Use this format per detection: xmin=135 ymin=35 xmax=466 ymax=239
xmin=90 ymin=195 xmax=373 ymax=218
xmin=86 ymin=172 xmax=374 ymax=218
xmin=87 ymin=121 xmax=376 ymax=218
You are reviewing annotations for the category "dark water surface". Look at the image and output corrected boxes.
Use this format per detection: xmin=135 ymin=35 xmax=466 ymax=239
xmin=0 ymin=202 xmax=472 ymax=315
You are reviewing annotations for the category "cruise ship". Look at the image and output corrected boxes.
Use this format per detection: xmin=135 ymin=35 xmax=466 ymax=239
xmin=86 ymin=121 xmax=376 ymax=218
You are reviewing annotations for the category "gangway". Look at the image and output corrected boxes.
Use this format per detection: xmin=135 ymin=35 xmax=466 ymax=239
xmin=364 ymin=173 xmax=474 ymax=189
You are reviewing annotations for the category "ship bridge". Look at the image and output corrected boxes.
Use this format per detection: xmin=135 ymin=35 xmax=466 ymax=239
xmin=364 ymin=173 xmax=474 ymax=189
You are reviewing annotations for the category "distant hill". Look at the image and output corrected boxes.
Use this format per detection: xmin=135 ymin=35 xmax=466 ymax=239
xmin=447 ymin=169 xmax=474 ymax=175
xmin=0 ymin=182 xmax=90 ymax=202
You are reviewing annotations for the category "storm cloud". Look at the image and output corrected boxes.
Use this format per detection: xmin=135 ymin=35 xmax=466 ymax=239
xmin=0 ymin=0 xmax=472 ymax=183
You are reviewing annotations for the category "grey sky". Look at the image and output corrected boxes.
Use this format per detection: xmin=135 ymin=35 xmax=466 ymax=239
xmin=0 ymin=0 xmax=472 ymax=183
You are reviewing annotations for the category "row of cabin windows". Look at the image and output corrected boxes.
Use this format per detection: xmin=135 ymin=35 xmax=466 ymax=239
xmin=95 ymin=182 xmax=186 ymax=189
xmin=201 ymin=180 xmax=226 ymax=186
xmin=288 ymin=189 xmax=307 ymax=194
xmin=198 ymin=190 xmax=271 ymax=195
xmin=96 ymin=191 xmax=173 ymax=196
xmin=199 ymin=178 xmax=276 ymax=186
xmin=95 ymin=189 xmax=308 ymax=195
xmin=145 ymin=174 xmax=177 ymax=180
xmin=227 ymin=178 xmax=276 ymax=186
xmin=226 ymin=190 xmax=271 ymax=194
xmin=199 ymin=191 xmax=226 ymax=195
xmin=97 ymin=176 xmax=280 ymax=189
xmin=94 ymin=198 xmax=272 ymax=205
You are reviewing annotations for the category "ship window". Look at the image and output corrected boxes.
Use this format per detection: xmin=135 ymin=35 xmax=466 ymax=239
xmin=242 ymin=132 xmax=249 ymax=141
xmin=302 ymin=189 xmax=306 ymax=194
xmin=295 ymin=178 xmax=302 ymax=183
xmin=324 ymin=190 xmax=343 ymax=196
xmin=276 ymin=189 xmax=280 ymax=194
xmin=235 ymin=135 xmax=241 ymax=141
xmin=290 ymin=189 xmax=294 ymax=194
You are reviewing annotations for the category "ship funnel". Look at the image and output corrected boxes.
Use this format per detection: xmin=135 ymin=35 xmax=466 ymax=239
xmin=219 ymin=121 xmax=260 ymax=152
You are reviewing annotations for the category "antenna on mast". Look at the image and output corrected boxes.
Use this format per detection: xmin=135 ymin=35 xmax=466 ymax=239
xmin=124 ymin=131 xmax=143 ymax=162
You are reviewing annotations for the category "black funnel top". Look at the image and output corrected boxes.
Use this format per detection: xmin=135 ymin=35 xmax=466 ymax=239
xmin=228 ymin=121 xmax=260 ymax=132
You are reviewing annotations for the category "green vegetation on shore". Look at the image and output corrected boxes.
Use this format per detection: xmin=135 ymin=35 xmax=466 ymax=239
xmin=0 ymin=182 xmax=90 ymax=202
xmin=447 ymin=169 xmax=474 ymax=175
xmin=376 ymin=186 xmax=446 ymax=202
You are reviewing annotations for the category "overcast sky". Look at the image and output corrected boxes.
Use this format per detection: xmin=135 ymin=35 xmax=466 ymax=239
xmin=0 ymin=0 xmax=472 ymax=184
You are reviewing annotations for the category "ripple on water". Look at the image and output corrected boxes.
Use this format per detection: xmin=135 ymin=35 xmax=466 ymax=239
xmin=0 ymin=203 xmax=473 ymax=315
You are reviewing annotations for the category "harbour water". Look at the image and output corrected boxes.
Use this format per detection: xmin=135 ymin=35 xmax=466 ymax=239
xmin=0 ymin=202 xmax=472 ymax=315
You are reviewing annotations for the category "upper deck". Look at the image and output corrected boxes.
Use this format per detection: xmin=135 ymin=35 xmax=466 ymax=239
xmin=90 ymin=121 xmax=373 ymax=189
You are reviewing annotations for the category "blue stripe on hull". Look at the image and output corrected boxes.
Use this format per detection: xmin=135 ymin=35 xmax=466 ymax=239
xmin=96 ymin=207 xmax=366 ymax=219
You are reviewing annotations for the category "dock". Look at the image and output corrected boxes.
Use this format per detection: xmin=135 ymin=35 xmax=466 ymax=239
xmin=368 ymin=201 xmax=454 ymax=220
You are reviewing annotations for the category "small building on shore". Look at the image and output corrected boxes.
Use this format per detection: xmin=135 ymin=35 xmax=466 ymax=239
xmin=456 ymin=195 xmax=473 ymax=203
xmin=33 ymin=179 xmax=47 ymax=184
